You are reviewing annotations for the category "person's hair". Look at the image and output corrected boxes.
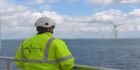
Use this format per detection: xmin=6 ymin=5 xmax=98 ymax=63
xmin=36 ymin=26 xmax=55 ymax=34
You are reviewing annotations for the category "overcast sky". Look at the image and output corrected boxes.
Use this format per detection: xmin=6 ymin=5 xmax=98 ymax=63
xmin=1 ymin=0 xmax=140 ymax=39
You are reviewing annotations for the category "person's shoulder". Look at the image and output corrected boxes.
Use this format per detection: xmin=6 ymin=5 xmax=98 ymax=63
xmin=22 ymin=36 xmax=35 ymax=44
xmin=53 ymin=38 xmax=66 ymax=43
xmin=52 ymin=38 xmax=67 ymax=47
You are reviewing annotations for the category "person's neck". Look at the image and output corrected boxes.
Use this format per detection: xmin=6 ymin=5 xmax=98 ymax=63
xmin=37 ymin=31 xmax=53 ymax=34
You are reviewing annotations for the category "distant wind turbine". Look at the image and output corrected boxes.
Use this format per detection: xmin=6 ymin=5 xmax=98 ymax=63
xmin=109 ymin=21 xmax=124 ymax=40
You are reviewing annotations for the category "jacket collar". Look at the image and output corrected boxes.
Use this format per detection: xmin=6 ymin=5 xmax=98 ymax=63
xmin=44 ymin=32 xmax=53 ymax=37
xmin=36 ymin=32 xmax=53 ymax=37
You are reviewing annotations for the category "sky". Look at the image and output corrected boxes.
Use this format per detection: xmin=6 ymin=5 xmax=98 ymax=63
xmin=0 ymin=0 xmax=140 ymax=39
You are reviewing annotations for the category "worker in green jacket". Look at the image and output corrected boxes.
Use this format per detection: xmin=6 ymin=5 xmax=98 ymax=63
xmin=15 ymin=17 xmax=75 ymax=70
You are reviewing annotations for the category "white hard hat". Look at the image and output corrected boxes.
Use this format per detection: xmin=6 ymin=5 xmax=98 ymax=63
xmin=35 ymin=17 xmax=55 ymax=28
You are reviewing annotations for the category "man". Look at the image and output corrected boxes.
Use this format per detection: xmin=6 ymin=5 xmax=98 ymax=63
xmin=16 ymin=17 xmax=75 ymax=70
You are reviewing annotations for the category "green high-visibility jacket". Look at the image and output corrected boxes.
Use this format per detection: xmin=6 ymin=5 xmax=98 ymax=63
xmin=16 ymin=32 xmax=75 ymax=70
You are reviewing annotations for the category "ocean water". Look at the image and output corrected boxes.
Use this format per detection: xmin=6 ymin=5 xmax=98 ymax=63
xmin=0 ymin=39 xmax=140 ymax=70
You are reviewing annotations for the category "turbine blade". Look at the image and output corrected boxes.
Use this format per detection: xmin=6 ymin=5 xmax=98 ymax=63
xmin=117 ymin=23 xmax=124 ymax=26
xmin=110 ymin=21 xmax=115 ymax=26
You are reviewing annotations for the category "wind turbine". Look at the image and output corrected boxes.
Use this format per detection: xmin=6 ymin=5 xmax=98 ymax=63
xmin=109 ymin=21 xmax=124 ymax=40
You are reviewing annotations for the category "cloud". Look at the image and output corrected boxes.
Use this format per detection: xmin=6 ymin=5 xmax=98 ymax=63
xmin=86 ymin=0 xmax=112 ymax=5
xmin=86 ymin=0 xmax=140 ymax=5
xmin=93 ymin=9 xmax=126 ymax=21
xmin=0 ymin=1 xmax=63 ymax=34
xmin=0 ymin=1 xmax=36 ymax=33
xmin=1 ymin=0 xmax=140 ymax=39
xmin=33 ymin=0 xmax=59 ymax=4
xmin=34 ymin=0 xmax=45 ymax=4
xmin=120 ymin=0 xmax=140 ymax=3
xmin=129 ymin=9 xmax=140 ymax=16
xmin=1 ymin=4 xmax=139 ymax=34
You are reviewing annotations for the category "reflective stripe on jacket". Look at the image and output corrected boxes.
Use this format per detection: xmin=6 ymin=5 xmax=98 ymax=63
xmin=15 ymin=32 xmax=74 ymax=70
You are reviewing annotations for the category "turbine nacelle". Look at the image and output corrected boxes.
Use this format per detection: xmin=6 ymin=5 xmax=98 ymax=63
xmin=109 ymin=21 xmax=124 ymax=40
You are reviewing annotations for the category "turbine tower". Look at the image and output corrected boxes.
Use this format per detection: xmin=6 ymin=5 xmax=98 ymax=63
xmin=110 ymin=21 xmax=123 ymax=40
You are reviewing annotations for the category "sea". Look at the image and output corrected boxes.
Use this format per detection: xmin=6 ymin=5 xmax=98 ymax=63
xmin=0 ymin=39 xmax=140 ymax=70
